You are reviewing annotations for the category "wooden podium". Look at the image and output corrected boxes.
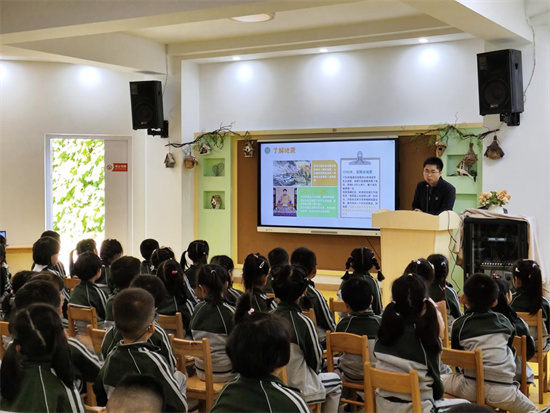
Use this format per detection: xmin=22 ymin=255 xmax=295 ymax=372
xmin=372 ymin=210 xmax=460 ymax=305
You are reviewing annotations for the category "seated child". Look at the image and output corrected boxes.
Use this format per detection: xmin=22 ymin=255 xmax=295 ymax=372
xmin=189 ymin=264 xmax=236 ymax=382
xmin=510 ymin=259 xmax=550 ymax=351
xmin=100 ymin=374 xmax=165 ymax=413
xmin=93 ymin=288 xmax=188 ymax=412
xmin=374 ymin=274 xmax=462 ymax=413
xmin=442 ymin=273 xmax=536 ymax=413
xmin=98 ymin=239 xmax=123 ymax=292
xmin=427 ymin=254 xmax=462 ymax=326
xmin=211 ymin=309 xmax=309 ymax=412
xmin=104 ymin=255 xmax=141 ymax=329
xmin=338 ymin=247 xmax=384 ymax=315
xmin=69 ymin=251 xmax=108 ymax=322
xmin=335 ymin=277 xmax=381 ymax=381
xmin=1 ymin=270 xmax=36 ymax=321
xmin=0 ymin=303 xmax=85 ymax=412
xmin=40 ymin=230 xmax=67 ymax=276
xmin=155 ymin=260 xmax=196 ymax=332
xmin=15 ymin=279 xmax=101 ymax=393
xmin=101 ymin=276 xmax=176 ymax=372
xmin=263 ymin=246 xmax=289 ymax=294
xmin=69 ymin=238 xmax=97 ymax=276
xmin=210 ymin=255 xmax=242 ymax=306
xmin=272 ymin=264 xmax=342 ymax=411
xmin=237 ymin=253 xmax=276 ymax=312
xmin=291 ymin=247 xmax=335 ymax=346
xmin=140 ymin=238 xmax=159 ymax=275
xmin=181 ymin=240 xmax=209 ymax=290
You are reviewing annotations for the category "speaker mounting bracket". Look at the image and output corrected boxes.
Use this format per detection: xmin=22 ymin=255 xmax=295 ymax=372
xmin=499 ymin=112 xmax=520 ymax=127
xmin=148 ymin=120 xmax=169 ymax=138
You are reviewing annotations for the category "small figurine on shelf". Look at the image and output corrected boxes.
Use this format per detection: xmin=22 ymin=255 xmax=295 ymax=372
xmin=210 ymin=195 xmax=222 ymax=209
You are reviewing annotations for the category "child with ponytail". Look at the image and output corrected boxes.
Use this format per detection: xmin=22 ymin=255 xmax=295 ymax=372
xmin=210 ymin=255 xmax=242 ymax=305
xmin=211 ymin=306 xmax=309 ymax=412
xmin=272 ymin=264 xmax=342 ymax=412
xmin=189 ymin=264 xmax=236 ymax=382
xmin=339 ymin=247 xmax=384 ymax=315
xmin=510 ymin=259 xmax=550 ymax=351
xmin=180 ymin=240 xmax=209 ymax=291
xmin=0 ymin=303 xmax=84 ymax=412
xmin=237 ymin=252 xmax=276 ymax=312
xmin=375 ymin=273 xmax=457 ymax=413
xmin=427 ymin=253 xmax=462 ymax=325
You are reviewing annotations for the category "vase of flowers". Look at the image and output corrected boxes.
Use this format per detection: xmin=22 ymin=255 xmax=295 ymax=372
xmin=479 ymin=190 xmax=511 ymax=214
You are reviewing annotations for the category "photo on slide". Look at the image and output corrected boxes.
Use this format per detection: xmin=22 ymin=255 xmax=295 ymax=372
xmin=273 ymin=187 xmax=297 ymax=217
xmin=272 ymin=161 xmax=311 ymax=187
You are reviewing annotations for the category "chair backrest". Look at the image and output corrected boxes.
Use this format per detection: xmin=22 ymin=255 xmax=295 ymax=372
xmin=435 ymin=300 xmax=450 ymax=348
xmin=157 ymin=312 xmax=184 ymax=339
xmin=64 ymin=277 xmax=81 ymax=293
xmin=329 ymin=297 xmax=348 ymax=314
xmin=67 ymin=305 xmax=98 ymax=337
xmin=441 ymin=347 xmax=485 ymax=404
xmin=513 ymin=335 xmax=528 ymax=395
xmin=364 ymin=362 xmax=422 ymax=413
xmin=326 ymin=331 xmax=369 ymax=372
xmin=0 ymin=321 xmax=10 ymax=360
xmin=302 ymin=308 xmax=317 ymax=325
xmin=517 ymin=310 xmax=544 ymax=355
xmin=275 ymin=365 xmax=288 ymax=385
xmin=86 ymin=324 xmax=106 ymax=353
xmin=169 ymin=335 xmax=215 ymax=407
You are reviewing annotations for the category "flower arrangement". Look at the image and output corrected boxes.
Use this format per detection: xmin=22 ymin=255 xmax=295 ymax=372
xmin=479 ymin=190 xmax=511 ymax=207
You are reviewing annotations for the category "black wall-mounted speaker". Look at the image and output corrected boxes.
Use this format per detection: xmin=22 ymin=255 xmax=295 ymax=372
xmin=130 ymin=81 xmax=164 ymax=130
xmin=477 ymin=49 xmax=524 ymax=116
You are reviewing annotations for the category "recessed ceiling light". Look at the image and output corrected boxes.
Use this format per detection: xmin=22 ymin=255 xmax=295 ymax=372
xmin=418 ymin=38 xmax=429 ymax=43
xmin=319 ymin=48 xmax=328 ymax=53
xmin=231 ymin=13 xmax=275 ymax=23
xmin=232 ymin=56 xmax=241 ymax=61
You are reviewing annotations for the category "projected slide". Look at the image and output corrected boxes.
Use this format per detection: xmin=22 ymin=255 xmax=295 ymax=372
xmin=258 ymin=138 xmax=397 ymax=233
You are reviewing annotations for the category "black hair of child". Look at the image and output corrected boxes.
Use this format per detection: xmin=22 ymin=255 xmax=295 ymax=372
xmin=107 ymin=373 xmax=165 ymax=413
xmin=227 ymin=309 xmax=291 ymax=379
xmin=40 ymin=230 xmax=61 ymax=242
xmin=32 ymin=272 xmax=65 ymax=292
xmin=73 ymin=251 xmax=103 ymax=281
xmin=210 ymin=255 xmax=235 ymax=272
xmin=423 ymin=156 xmax=444 ymax=171
xmin=463 ymin=273 xmax=499 ymax=310
xmin=1 ymin=271 xmax=36 ymax=318
xmin=0 ymin=243 xmax=5 ymax=264
xmin=343 ymin=247 xmax=385 ymax=282
xmin=271 ymin=264 xmax=309 ymax=303
xmin=180 ymin=240 xmax=210 ymax=271
xmin=14 ymin=280 xmax=61 ymax=313
xmin=69 ymin=238 xmax=97 ymax=275
xmin=150 ymin=247 xmax=175 ymax=273
xmin=113 ymin=288 xmax=156 ymax=341
xmin=290 ymin=247 xmax=316 ymax=276
xmin=197 ymin=264 xmax=226 ymax=306
xmin=140 ymin=239 xmax=160 ymax=261
xmin=242 ymin=253 xmax=270 ymax=291
xmin=0 ymin=303 xmax=74 ymax=402
xmin=513 ymin=259 xmax=543 ymax=315
xmin=155 ymin=259 xmax=190 ymax=304
xmin=377 ymin=274 xmax=440 ymax=353
xmin=427 ymin=254 xmax=449 ymax=287
xmin=100 ymin=239 xmax=123 ymax=265
xmin=341 ymin=277 xmax=373 ymax=312
xmin=130 ymin=275 xmax=167 ymax=309
xmin=32 ymin=236 xmax=60 ymax=266
xmin=110 ymin=256 xmax=141 ymax=290
xmin=267 ymin=247 xmax=289 ymax=269
xmin=403 ymin=258 xmax=435 ymax=286
xmin=492 ymin=276 xmax=519 ymax=324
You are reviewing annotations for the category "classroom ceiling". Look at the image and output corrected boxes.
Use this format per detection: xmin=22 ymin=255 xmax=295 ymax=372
xmin=0 ymin=0 xmax=548 ymax=72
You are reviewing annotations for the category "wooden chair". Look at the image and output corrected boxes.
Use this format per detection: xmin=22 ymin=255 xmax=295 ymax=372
xmin=302 ymin=308 xmax=317 ymax=325
xmin=436 ymin=300 xmax=450 ymax=348
xmin=64 ymin=277 xmax=81 ymax=293
xmin=517 ymin=310 xmax=548 ymax=404
xmin=364 ymin=362 xmax=422 ymax=413
xmin=0 ymin=320 xmax=10 ymax=360
xmin=326 ymin=332 xmax=369 ymax=411
xmin=441 ymin=347 xmax=484 ymax=405
xmin=86 ymin=324 xmax=106 ymax=353
xmin=513 ymin=335 xmax=528 ymax=396
xmin=169 ymin=334 xmax=225 ymax=412
xmin=157 ymin=312 xmax=184 ymax=339
xmin=329 ymin=297 xmax=348 ymax=315
xmin=67 ymin=305 xmax=98 ymax=338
